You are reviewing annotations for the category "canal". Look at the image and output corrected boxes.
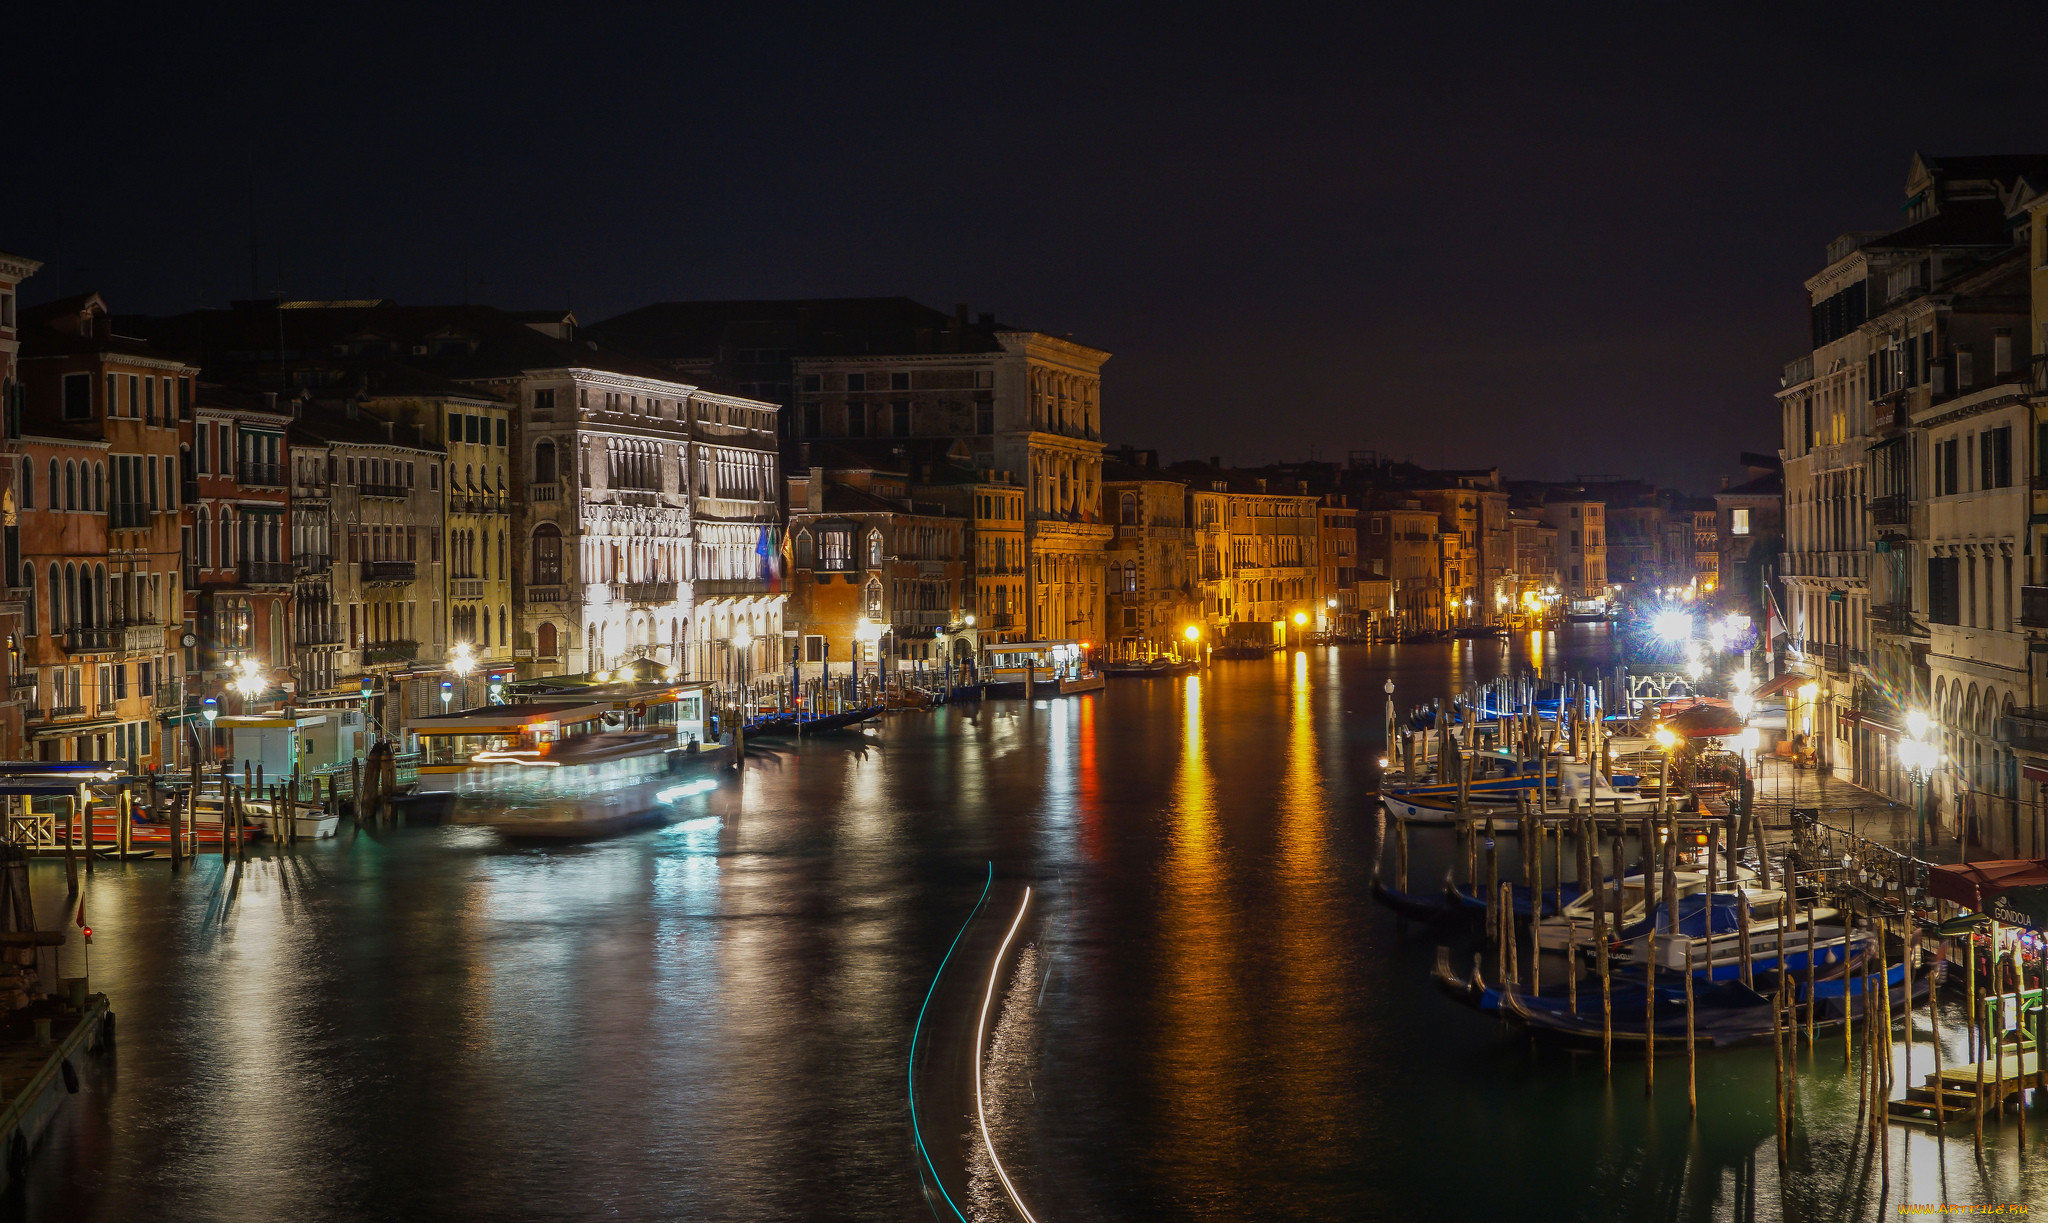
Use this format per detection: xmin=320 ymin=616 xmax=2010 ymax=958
xmin=9 ymin=630 xmax=2040 ymax=1219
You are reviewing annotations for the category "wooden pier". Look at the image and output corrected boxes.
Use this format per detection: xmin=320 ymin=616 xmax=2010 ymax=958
xmin=1888 ymin=1038 xmax=2040 ymax=1128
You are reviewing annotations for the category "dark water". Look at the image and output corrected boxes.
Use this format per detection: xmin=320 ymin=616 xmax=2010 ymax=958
xmin=10 ymin=631 xmax=2039 ymax=1221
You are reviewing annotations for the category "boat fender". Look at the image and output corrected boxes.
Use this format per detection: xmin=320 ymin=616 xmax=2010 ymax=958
xmin=6 ymin=1129 xmax=24 ymax=1176
xmin=60 ymin=1058 xmax=78 ymax=1094
xmin=100 ymin=1012 xmax=115 ymax=1050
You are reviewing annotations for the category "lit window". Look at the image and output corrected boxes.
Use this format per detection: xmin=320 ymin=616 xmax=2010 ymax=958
xmin=1731 ymin=508 xmax=1751 ymax=536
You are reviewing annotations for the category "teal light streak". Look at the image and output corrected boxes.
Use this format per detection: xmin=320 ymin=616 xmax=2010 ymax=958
xmin=910 ymin=862 xmax=994 ymax=1222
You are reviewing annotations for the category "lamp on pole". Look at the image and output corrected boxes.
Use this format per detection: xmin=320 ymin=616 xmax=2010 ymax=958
xmin=448 ymin=640 xmax=475 ymax=708
xmin=1899 ymin=709 xmax=1942 ymax=856
xmin=853 ymin=617 xmax=881 ymax=702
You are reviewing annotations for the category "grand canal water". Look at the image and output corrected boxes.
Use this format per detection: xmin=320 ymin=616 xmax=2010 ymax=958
xmin=9 ymin=629 xmax=2042 ymax=1220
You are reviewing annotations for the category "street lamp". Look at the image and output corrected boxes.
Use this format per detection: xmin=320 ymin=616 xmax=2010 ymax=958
xmin=853 ymin=616 xmax=880 ymax=694
xmin=1899 ymin=709 xmax=1942 ymax=854
xmin=230 ymin=657 xmax=268 ymax=713
xmin=440 ymin=680 xmax=453 ymax=711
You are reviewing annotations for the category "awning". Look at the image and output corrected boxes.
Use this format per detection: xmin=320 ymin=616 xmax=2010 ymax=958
xmin=1753 ymin=672 xmax=1809 ymax=699
xmin=1664 ymin=700 xmax=1743 ymax=739
xmin=1927 ymin=859 xmax=2048 ymax=923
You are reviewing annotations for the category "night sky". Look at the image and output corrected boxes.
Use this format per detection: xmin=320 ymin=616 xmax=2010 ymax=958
xmin=7 ymin=4 xmax=2044 ymax=492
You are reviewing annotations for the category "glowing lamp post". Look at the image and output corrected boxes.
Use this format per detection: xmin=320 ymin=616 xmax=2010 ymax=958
xmin=440 ymin=680 xmax=453 ymax=712
xmin=1899 ymin=709 xmax=1942 ymax=855
xmin=1653 ymin=723 xmax=1679 ymax=814
xmin=230 ymin=657 xmax=268 ymax=714
xmin=853 ymin=617 xmax=881 ymax=698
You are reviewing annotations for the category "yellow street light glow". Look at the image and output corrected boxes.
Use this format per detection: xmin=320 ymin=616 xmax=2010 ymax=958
xmin=1798 ymin=682 xmax=1819 ymax=701
xmin=1653 ymin=726 xmax=1678 ymax=750
xmin=663 ymin=665 xmax=679 ymax=680
xmin=1183 ymin=625 xmax=1200 ymax=641
xmin=1292 ymin=611 xmax=1308 ymax=626
xmin=1906 ymin=709 xmax=1929 ymax=738
xmin=592 ymin=669 xmax=609 ymax=683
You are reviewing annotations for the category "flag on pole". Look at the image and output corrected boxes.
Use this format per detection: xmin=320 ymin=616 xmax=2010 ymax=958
xmin=756 ymin=527 xmax=780 ymax=594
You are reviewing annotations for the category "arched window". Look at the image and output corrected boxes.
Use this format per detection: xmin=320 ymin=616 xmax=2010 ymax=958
xmin=195 ymin=507 xmax=210 ymax=565
xmin=587 ymin=623 xmax=599 ymax=668
xmin=535 ymin=440 xmax=557 ymax=484
xmin=1120 ymin=492 xmax=1138 ymax=525
xmin=865 ymin=578 xmax=883 ymax=618
xmin=94 ymin=565 xmax=106 ymax=627
xmin=48 ymin=564 xmax=61 ymax=631
xmin=64 ymin=461 xmax=76 ymax=511
xmin=498 ymin=531 xmax=506 ymax=578
xmin=18 ymin=458 xmax=29 ymax=510
xmin=220 ymin=511 xmax=233 ymax=568
xmin=537 ymin=621 xmax=557 ymax=658
xmin=93 ymin=462 xmax=104 ymax=512
xmin=498 ymin=606 xmax=508 ymax=648
xmin=796 ymin=530 xmax=812 ymax=568
xmin=481 ymin=606 xmax=491 ymax=647
xmin=46 ymin=461 xmax=57 ymax=510
xmin=532 ymin=523 xmax=563 ymax=585
xmin=868 ymin=530 xmax=883 ymax=569
xmin=21 ymin=565 xmax=34 ymax=637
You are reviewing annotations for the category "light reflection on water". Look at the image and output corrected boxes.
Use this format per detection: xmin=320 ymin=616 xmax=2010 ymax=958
xmin=20 ymin=633 xmax=2048 ymax=1221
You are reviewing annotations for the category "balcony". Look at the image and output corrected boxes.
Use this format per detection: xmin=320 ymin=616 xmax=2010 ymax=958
xmin=1999 ymin=707 xmax=2048 ymax=755
xmin=295 ymin=554 xmax=332 ymax=577
xmin=361 ymin=560 xmax=417 ymax=586
xmin=62 ymin=627 xmax=115 ymax=654
xmin=359 ymin=483 xmax=409 ymax=500
xmin=1870 ymin=494 xmax=1910 ymax=527
xmin=43 ymin=704 xmax=85 ymax=720
xmin=153 ymin=687 xmax=183 ymax=711
xmin=1868 ymin=602 xmax=1924 ymax=637
xmin=451 ymin=578 xmax=485 ymax=599
xmin=981 ymin=612 xmax=1016 ymax=628
xmin=236 ymin=461 xmax=286 ymax=488
xmin=892 ymin=610 xmax=950 ymax=628
xmin=1821 ymin=643 xmax=1846 ymax=674
xmin=240 ymin=560 xmax=293 ymax=586
xmin=532 ymin=482 xmax=561 ymax=502
xmin=363 ymin=640 xmax=417 ymax=666
xmin=293 ymin=628 xmax=342 ymax=649
xmin=524 ymin=585 xmax=566 ymax=603
xmin=610 ymin=580 xmax=678 ymax=604
xmin=451 ymin=491 xmax=509 ymax=516
xmin=109 ymin=504 xmax=149 ymax=529
xmin=2023 ymin=586 xmax=2048 ymax=629
xmin=692 ymin=577 xmax=766 ymax=598
xmin=119 ymin=623 xmax=164 ymax=655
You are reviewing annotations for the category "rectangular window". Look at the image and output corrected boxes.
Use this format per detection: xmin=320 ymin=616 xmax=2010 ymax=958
xmin=801 ymin=374 xmax=821 ymax=393
xmin=143 ymin=377 xmax=156 ymax=424
xmin=62 ymin=374 xmax=91 ymax=420
xmin=534 ymin=389 xmax=555 ymax=413
xmin=114 ymin=663 xmax=127 ymax=700
xmin=1928 ymin=555 xmax=1961 ymax=625
xmin=846 ymin=403 xmax=866 ymax=438
xmin=98 ymin=665 xmax=112 ymax=707
xmin=892 ymin=401 xmax=911 ymax=437
xmin=976 ymin=398 xmax=994 ymax=435
xmin=140 ymin=660 xmax=153 ymax=697
xmin=802 ymin=403 xmax=821 ymax=436
xmin=846 ymin=372 xmax=865 ymax=393
xmin=126 ymin=375 xmax=139 ymax=417
xmin=1731 ymin=508 xmax=1750 ymax=536
xmin=1989 ymin=425 xmax=2013 ymax=489
xmin=495 ymin=418 xmax=506 ymax=447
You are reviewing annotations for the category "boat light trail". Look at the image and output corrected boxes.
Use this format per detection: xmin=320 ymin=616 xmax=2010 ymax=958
xmin=910 ymin=863 xmax=993 ymax=1223
xmin=976 ymin=886 xmax=1038 ymax=1223
xmin=655 ymin=780 xmax=719 ymax=803
xmin=471 ymin=750 xmax=559 ymax=767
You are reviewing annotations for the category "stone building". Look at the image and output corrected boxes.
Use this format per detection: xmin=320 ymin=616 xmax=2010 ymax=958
xmin=0 ymin=250 xmax=40 ymax=762
xmin=187 ymin=385 xmax=294 ymax=754
xmin=1537 ymin=497 xmax=1608 ymax=602
xmin=17 ymin=293 xmax=190 ymax=769
xmin=1102 ymin=450 xmax=1196 ymax=658
xmin=783 ymin=458 xmax=965 ymax=679
xmin=594 ymin=300 xmax=1103 ymax=646
xmin=1359 ymin=505 xmax=1441 ymax=635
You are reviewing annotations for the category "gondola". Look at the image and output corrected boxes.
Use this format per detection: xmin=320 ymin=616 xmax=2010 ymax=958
xmin=748 ymin=705 xmax=883 ymax=737
xmin=1369 ymin=868 xmax=1464 ymax=922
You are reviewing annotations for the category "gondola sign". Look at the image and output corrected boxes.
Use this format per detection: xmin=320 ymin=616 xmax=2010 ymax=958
xmin=1990 ymin=886 xmax=2048 ymax=932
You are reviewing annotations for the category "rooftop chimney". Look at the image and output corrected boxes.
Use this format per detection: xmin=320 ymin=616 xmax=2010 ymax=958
xmin=1719 ymin=475 xmax=1730 ymax=490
